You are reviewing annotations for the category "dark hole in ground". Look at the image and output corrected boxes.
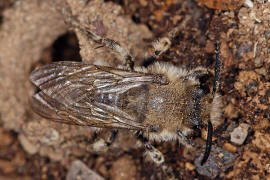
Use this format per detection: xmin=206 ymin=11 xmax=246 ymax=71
xmin=104 ymin=0 xmax=125 ymax=6
xmin=52 ymin=32 xmax=81 ymax=62
xmin=34 ymin=32 xmax=81 ymax=67
xmin=30 ymin=32 xmax=82 ymax=94
xmin=132 ymin=14 xmax=141 ymax=24
xmin=0 ymin=0 xmax=17 ymax=26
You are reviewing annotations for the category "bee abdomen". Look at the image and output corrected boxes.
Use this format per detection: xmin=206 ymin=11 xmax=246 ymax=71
xmin=94 ymin=84 xmax=150 ymax=124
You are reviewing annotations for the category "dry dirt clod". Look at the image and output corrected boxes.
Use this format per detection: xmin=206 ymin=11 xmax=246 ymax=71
xmin=0 ymin=160 xmax=15 ymax=174
xmin=18 ymin=134 xmax=39 ymax=155
xmin=0 ymin=128 xmax=14 ymax=146
xmin=109 ymin=155 xmax=136 ymax=180
xmin=195 ymin=0 xmax=245 ymax=10
xmin=230 ymin=123 xmax=250 ymax=145
xmin=185 ymin=162 xmax=196 ymax=171
xmin=195 ymin=146 xmax=235 ymax=178
xmin=223 ymin=142 xmax=237 ymax=153
xmin=66 ymin=160 xmax=104 ymax=180
xmin=252 ymin=131 xmax=270 ymax=150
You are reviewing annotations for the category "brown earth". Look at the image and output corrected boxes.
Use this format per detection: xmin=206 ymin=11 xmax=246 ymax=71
xmin=0 ymin=0 xmax=269 ymax=179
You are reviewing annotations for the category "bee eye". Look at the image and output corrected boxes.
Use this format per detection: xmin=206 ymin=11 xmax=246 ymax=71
xmin=194 ymin=88 xmax=204 ymax=99
xmin=198 ymin=74 xmax=212 ymax=94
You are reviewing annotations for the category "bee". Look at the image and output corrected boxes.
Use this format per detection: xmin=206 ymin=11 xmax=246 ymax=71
xmin=30 ymin=15 xmax=222 ymax=176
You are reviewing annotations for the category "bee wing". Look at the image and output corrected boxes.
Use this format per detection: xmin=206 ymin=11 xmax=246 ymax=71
xmin=31 ymin=91 xmax=138 ymax=129
xmin=30 ymin=61 xmax=166 ymax=130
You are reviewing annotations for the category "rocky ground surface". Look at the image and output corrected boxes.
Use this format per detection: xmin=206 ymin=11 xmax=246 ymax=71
xmin=0 ymin=0 xmax=269 ymax=179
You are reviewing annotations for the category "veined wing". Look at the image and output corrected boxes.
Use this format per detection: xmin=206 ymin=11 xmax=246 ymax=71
xmin=30 ymin=61 xmax=167 ymax=130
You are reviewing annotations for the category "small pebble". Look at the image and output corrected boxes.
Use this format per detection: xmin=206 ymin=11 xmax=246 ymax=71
xmin=40 ymin=128 xmax=59 ymax=145
xmin=0 ymin=128 xmax=14 ymax=146
xmin=18 ymin=134 xmax=39 ymax=155
xmin=265 ymin=164 xmax=270 ymax=174
xmin=185 ymin=162 xmax=196 ymax=171
xmin=223 ymin=143 xmax=237 ymax=153
xmin=230 ymin=123 xmax=250 ymax=145
xmin=88 ymin=139 xmax=108 ymax=153
xmin=243 ymin=0 xmax=253 ymax=8
xmin=195 ymin=146 xmax=235 ymax=178
xmin=139 ymin=0 xmax=148 ymax=7
xmin=66 ymin=160 xmax=104 ymax=180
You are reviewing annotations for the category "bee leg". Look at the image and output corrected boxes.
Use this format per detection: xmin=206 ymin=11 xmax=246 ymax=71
xmin=64 ymin=16 xmax=135 ymax=70
xmin=144 ymin=143 xmax=164 ymax=165
xmin=135 ymin=131 xmax=164 ymax=164
xmin=142 ymin=16 xmax=191 ymax=67
xmin=184 ymin=67 xmax=209 ymax=80
xmin=145 ymin=143 xmax=177 ymax=179
xmin=54 ymin=4 xmax=135 ymax=69
xmin=135 ymin=131 xmax=176 ymax=179
xmin=94 ymin=37 xmax=134 ymax=70
xmin=87 ymin=130 xmax=118 ymax=153
xmin=212 ymin=41 xmax=221 ymax=95
xmin=177 ymin=130 xmax=195 ymax=148
xmin=186 ymin=42 xmax=221 ymax=91
xmin=106 ymin=130 xmax=119 ymax=146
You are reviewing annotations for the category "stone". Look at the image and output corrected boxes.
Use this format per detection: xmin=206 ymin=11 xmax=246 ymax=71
xmin=230 ymin=123 xmax=250 ymax=145
xmin=66 ymin=160 xmax=104 ymax=180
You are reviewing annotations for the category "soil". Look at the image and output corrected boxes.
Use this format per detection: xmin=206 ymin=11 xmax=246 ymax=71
xmin=0 ymin=0 xmax=269 ymax=179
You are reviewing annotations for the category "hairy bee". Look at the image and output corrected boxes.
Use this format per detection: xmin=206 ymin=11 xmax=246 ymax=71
xmin=30 ymin=15 xmax=222 ymax=176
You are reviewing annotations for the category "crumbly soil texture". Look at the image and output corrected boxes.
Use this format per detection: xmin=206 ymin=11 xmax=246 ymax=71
xmin=0 ymin=0 xmax=269 ymax=180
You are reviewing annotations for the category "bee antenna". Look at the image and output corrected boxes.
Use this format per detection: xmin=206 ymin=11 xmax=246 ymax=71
xmin=200 ymin=118 xmax=213 ymax=165
xmin=201 ymin=41 xmax=221 ymax=165
xmin=212 ymin=41 xmax=221 ymax=96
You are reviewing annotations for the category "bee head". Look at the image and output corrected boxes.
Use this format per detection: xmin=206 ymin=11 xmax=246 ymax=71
xmin=182 ymin=69 xmax=216 ymax=129
xmin=180 ymin=42 xmax=222 ymax=165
